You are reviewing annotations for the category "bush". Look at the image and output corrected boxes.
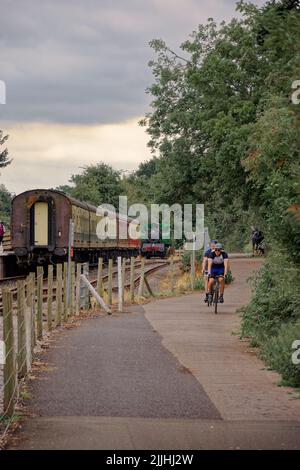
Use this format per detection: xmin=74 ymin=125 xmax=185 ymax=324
xmin=181 ymin=250 xmax=203 ymax=271
xmin=225 ymin=270 xmax=234 ymax=284
xmin=241 ymin=248 xmax=300 ymax=345
xmin=194 ymin=276 xmax=205 ymax=291
xmin=241 ymin=247 xmax=300 ymax=386
xmin=261 ymin=322 xmax=300 ymax=387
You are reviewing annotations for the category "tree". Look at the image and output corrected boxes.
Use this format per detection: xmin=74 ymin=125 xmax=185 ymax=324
xmin=0 ymin=184 xmax=13 ymax=226
xmin=54 ymin=184 xmax=73 ymax=195
xmin=0 ymin=130 xmax=11 ymax=168
xmin=68 ymin=163 xmax=123 ymax=207
xmin=139 ymin=0 xmax=300 ymax=249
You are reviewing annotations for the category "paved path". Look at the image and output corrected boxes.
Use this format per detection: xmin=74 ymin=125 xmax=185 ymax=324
xmin=12 ymin=258 xmax=300 ymax=449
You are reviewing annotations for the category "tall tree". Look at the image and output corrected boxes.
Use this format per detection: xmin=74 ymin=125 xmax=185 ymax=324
xmin=0 ymin=184 xmax=13 ymax=226
xmin=68 ymin=163 xmax=123 ymax=207
xmin=0 ymin=130 xmax=11 ymax=168
xmin=140 ymin=0 xmax=300 ymax=249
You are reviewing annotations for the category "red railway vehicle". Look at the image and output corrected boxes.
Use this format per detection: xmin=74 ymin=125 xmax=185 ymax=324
xmin=11 ymin=189 xmax=141 ymax=265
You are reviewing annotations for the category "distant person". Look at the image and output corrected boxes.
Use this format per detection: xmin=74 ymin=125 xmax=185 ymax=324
xmin=251 ymin=226 xmax=264 ymax=256
xmin=202 ymin=239 xmax=217 ymax=303
xmin=0 ymin=221 xmax=5 ymax=245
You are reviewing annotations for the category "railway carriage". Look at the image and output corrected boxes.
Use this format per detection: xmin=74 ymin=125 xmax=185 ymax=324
xmin=11 ymin=189 xmax=141 ymax=265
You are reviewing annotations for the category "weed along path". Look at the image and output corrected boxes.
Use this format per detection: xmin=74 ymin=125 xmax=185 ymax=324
xmin=11 ymin=258 xmax=300 ymax=450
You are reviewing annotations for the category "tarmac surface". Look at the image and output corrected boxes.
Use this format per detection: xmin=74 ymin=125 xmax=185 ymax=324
xmin=22 ymin=309 xmax=220 ymax=420
xmin=10 ymin=257 xmax=300 ymax=450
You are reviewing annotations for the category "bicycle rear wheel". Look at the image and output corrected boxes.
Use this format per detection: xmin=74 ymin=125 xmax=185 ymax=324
xmin=214 ymin=283 xmax=219 ymax=314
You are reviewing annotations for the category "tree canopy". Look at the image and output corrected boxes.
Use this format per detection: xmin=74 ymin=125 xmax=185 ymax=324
xmin=136 ymin=0 xmax=300 ymax=251
xmin=57 ymin=163 xmax=123 ymax=207
xmin=0 ymin=130 xmax=11 ymax=169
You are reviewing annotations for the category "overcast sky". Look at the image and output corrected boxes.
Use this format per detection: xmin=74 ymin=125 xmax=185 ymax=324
xmin=0 ymin=0 xmax=266 ymax=194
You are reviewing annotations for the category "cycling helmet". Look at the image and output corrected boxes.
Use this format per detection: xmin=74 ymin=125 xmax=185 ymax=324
xmin=215 ymin=243 xmax=223 ymax=250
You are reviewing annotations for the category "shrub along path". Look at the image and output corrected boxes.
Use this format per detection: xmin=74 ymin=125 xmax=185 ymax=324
xmin=10 ymin=258 xmax=300 ymax=449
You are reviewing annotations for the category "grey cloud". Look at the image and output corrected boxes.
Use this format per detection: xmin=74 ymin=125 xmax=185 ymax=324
xmin=0 ymin=0 xmax=266 ymax=125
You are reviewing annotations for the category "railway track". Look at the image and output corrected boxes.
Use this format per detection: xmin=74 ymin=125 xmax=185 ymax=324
xmin=0 ymin=259 xmax=174 ymax=313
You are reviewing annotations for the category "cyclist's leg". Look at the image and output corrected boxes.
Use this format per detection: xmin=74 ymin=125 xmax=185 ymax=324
xmin=219 ymin=276 xmax=225 ymax=294
xmin=204 ymin=271 xmax=209 ymax=301
xmin=208 ymin=276 xmax=214 ymax=294
xmin=218 ymin=275 xmax=225 ymax=302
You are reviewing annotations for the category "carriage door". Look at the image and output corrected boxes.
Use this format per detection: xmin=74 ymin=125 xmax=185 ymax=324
xmin=34 ymin=202 xmax=49 ymax=246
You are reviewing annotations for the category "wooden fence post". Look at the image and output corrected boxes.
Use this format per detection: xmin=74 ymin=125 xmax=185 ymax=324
xmin=76 ymin=263 xmax=81 ymax=315
xmin=130 ymin=257 xmax=135 ymax=303
xmin=24 ymin=276 xmax=33 ymax=372
xmin=55 ymin=264 xmax=63 ymax=326
xmin=80 ymin=274 xmax=111 ymax=314
xmin=63 ymin=261 xmax=68 ymax=321
xmin=36 ymin=266 xmax=43 ymax=340
xmin=28 ymin=272 xmax=36 ymax=349
xmin=69 ymin=261 xmax=75 ymax=316
xmin=108 ymin=258 xmax=113 ymax=305
xmin=170 ymin=256 xmax=175 ymax=294
xmin=118 ymin=257 xmax=123 ymax=313
xmin=97 ymin=257 xmax=103 ymax=296
xmin=47 ymin=264 xmax=53 ymax=331
xmin=138 ymin=257 xmax=145 ymax=298
xmin=17 ymin=280 xmax=27 ymax=378
xmin=122 ymin=257 xmax=126 ymax=304
xmin=3 ymin=289 xmax=16 ymax=417
xmin=190 ymin=252 xmax=195 ymax=290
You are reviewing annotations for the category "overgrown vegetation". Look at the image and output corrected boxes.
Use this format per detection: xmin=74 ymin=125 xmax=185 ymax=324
xmin=135 ymin=0 xmax=300 ymax=385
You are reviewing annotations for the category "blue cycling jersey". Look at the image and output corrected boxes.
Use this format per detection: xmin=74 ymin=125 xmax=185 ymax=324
xmin=209 ymin=250 xmax=229 ymax=275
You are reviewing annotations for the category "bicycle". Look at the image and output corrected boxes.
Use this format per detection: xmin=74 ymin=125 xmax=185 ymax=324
xmin=207 ymin=275 xmax=224 ymax=314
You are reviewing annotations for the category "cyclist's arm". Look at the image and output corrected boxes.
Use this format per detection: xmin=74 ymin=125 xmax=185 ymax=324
xmin=202 ymin=256 xmax=207 ymax=273
xmin=224 ymin=259 xmax=229 ymax=276
xmin=207 ymin=258 xmax=212 ymax=276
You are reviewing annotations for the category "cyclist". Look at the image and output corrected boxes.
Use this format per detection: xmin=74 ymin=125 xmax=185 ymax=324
xmin=207 ymin=243 xmax=229 ymax=304
xmin=202 ymin=239 xmax=217 ymax=303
